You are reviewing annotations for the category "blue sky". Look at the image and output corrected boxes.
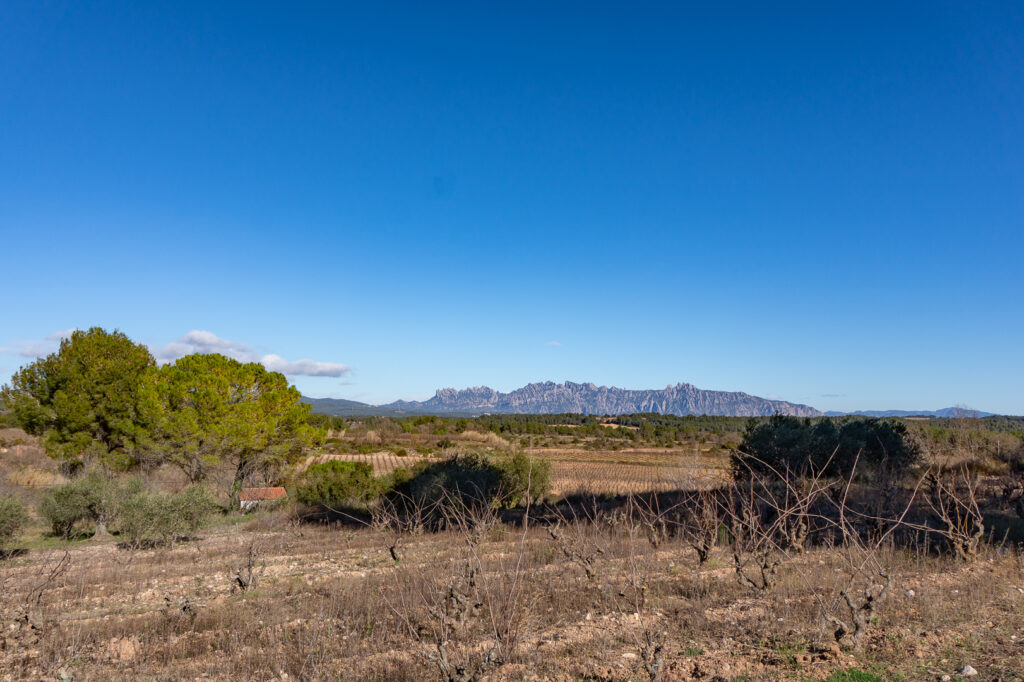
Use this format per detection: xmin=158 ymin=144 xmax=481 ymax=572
xmin=1 ymin=2 xmax=1022 ymax=414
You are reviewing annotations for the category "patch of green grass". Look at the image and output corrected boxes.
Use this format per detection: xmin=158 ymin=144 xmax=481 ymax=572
xmin=768 ymin=637 xmax=809 ymax=667
xmin=950 ymin=634 xmax=978 ymax=651
xmin=18 ymin=519 xmax=99 ymax=551
xmin=777 ymin=645 xmax=806 ymax=667
xmin=679 ymin=646 xmax=704 ymax=657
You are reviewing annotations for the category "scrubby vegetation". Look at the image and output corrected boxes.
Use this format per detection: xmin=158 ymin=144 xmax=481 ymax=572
xmin=1 ymin=326 xmax=1023 ymax=679
xmin=116 ymin=483 xmax=216 ymax=548
xmin=735 ymin=414 xmax=920 ymax=479
xmin=39 ymin=472 xmax=215 ymax=546
xmin=0 ymin=495 xmax=28 ymax=551
xmin=296 ymin=460 xmax=379 ymax=509
xmin=40 ymin=469 xmax=121 ymax=539
xmin=387 ymin=451 xmax=551 ymax=512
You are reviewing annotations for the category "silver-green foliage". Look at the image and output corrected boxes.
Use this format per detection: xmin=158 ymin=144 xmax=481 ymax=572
xmin=117 ymin=483 xmax=216 ymax=548
xmin=0 ymin=495 xmax=29 ymax=550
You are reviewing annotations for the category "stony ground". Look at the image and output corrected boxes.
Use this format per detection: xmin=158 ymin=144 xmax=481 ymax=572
xmin=2 ymin=511 xmax=1023 ymax=681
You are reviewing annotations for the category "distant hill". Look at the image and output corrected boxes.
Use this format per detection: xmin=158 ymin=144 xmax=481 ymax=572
xmin=825 ymin=407 xmax=995 ymax=418
xmin=301 ymin=397 xmax=399 ymax=417
xmin=304 ymin=381 xmax=823 ymax=417
xmin=301 ymin=396 xmax=477 ymax=417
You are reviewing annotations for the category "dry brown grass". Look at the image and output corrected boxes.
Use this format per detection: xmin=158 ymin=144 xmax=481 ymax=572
xmin=3 ymin=426 xmax=1023 ymax=680
xmin=0 ymin=431 xmax=67 ymax=501
xmin=1 ymin=506 xmax=1022 ymax=681
xmin=305 ymin=446 xmax=732 ymax=499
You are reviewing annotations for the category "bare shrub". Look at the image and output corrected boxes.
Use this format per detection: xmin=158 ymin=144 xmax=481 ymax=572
xmin=618 ymin=495 xmax=666 ymax=681
xmin=999 ymin=446 xmax=1024 ymax=518
xmin=725 ymin=470 xmax=826 ymax=592
xmin=726 ymin=482 xmax=784 ymax=592
xmin=1002 ymin=475 xmax=1024 ymax=519
xmin=816 ymin=458 xmax=921 ymax=652
xmin=384 ymin=493 xmax=534 ymax=681
xmin=627 ymin=494 xmax=671 ymax=549
xmin=677 ymin=489 xmax=722 ymax=566
xmin=926 ymin=465 xmax=985 ymax=562
xmin=2 ymin=550 xmax=70 ymax=653
xmin=826 ymin=568 xmax=892 ymax=652
xmin=233 ymin=536 xmax=267 ymax=592
xmin=161 ymin=593 xmax=200 ymax=628
xmin=546 ymin=502 xmax=606 ymax=581
xmin=372 ymin=492 xmax=428 ymax=563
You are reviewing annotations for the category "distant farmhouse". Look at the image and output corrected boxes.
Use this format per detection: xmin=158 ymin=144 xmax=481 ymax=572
xmin=239 ymin=486 xmax=287 ymax=511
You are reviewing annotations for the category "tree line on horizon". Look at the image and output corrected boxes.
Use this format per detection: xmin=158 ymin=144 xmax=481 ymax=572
xmin=3 ymin=327 xmax=1021 ymax=488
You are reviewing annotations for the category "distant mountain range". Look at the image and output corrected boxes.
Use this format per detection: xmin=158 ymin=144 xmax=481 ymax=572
xmin=824 ymin=408 xmax=995 ymax=418
xmin=304 ymin=381 xmax=823 ymax=417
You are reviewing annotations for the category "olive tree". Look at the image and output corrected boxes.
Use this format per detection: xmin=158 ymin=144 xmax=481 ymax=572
xmin=0 ymin=495 xmax=29 ymax=551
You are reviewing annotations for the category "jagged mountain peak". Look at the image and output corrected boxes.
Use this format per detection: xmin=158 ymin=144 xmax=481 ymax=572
xmin=381 ymin=380 xmax=821 ymax=417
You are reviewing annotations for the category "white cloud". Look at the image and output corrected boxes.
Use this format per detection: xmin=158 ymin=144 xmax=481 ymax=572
xmin=260 ymin=354 xmax=351 ymax=378
xmin=152 ymin=330 xmax=256 ymax=364
xmin=0 ymin=328 xmax=77 ymax=357
xmin=545 ymin=340 xmax=561 ymax=346
xmin=2 ymin=328 xmax=351 ymax=379
xmin=153 ymin=330 xmax=351 ymax=378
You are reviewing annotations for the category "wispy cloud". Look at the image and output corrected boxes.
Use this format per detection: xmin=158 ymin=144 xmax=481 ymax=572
xmin=3 ymin=329 xmax=351 ymax=379
xmin=0 ymin=329 xmax=77 ymax=357
xmin=545 ymin=340 xmax=561 ymax=346
xmin=260 ymin=354 xmax=350 ymax=377
xmin=820 ymin=393 xmax=847 ymax=398
xmin=153 ymin=330 xmax=351 ymax=378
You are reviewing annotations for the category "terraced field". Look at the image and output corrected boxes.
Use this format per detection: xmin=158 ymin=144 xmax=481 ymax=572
xmin=306 ymin=446 xmax=730 ymax=496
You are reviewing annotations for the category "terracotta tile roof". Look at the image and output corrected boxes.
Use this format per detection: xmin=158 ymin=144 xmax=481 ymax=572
xmin=239 ymin=486 xmax=288 ymax=502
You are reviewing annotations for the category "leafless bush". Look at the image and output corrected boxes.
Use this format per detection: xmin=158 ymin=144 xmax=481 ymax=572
xmin=384 ymin=493 xmax=533 ymax=681
xmin=161 ymin=593 xmax=200 ymax=628
xmin=626 ymin=494 xmax=671 ymax=549
xmin=546 ymin=502 xmax=606 ymax=581
xmin=817 ymin=459 xmax=921 ymax=652
xmin=826 ymin=568 xmax=891 ymax=652
xmin=232 ymin=535 xmax=267 ymax=592
xmin=2 ymin=550 xmax=70 ymax=653
xmin=617 ymin=498 xmax=666 ymax=681
xmin=858 ymin=464 xmax=906 ymax=542
xmin=26 ymin=550 xmax=71 ymax=607
xmin=822 ymin=514 xmax=895 ymax=651
xmin=926 ymin=465 xmax=985 ymax=562
xmin=372 ymin=493 xmax=429 ymax=563
xmin=999 ymin=464 xmax=1024 ymax=519
xmin=724 ymin=465 xmax=827 ymax=592
xmin=726 ymin=483 xmax=783 ymax=592
xmin=677 ymin=489 xmax=721 ymax=566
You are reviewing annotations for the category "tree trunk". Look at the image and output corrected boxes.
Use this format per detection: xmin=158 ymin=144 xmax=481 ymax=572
xmin=231 ymin=461 xmax=248 ymax=510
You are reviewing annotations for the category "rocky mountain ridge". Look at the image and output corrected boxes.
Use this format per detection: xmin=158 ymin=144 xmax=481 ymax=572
xmin=380 ymin=381 xmax=822 ymax=417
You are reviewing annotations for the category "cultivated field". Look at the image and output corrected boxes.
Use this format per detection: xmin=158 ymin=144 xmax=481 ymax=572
xmin=2 ymin=508 xmax=1023 ymax=681
xmin=3 ymin=416 xmax=1024 ymax=680
xmin=308 ymin=448 xmax=730 ymax=497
